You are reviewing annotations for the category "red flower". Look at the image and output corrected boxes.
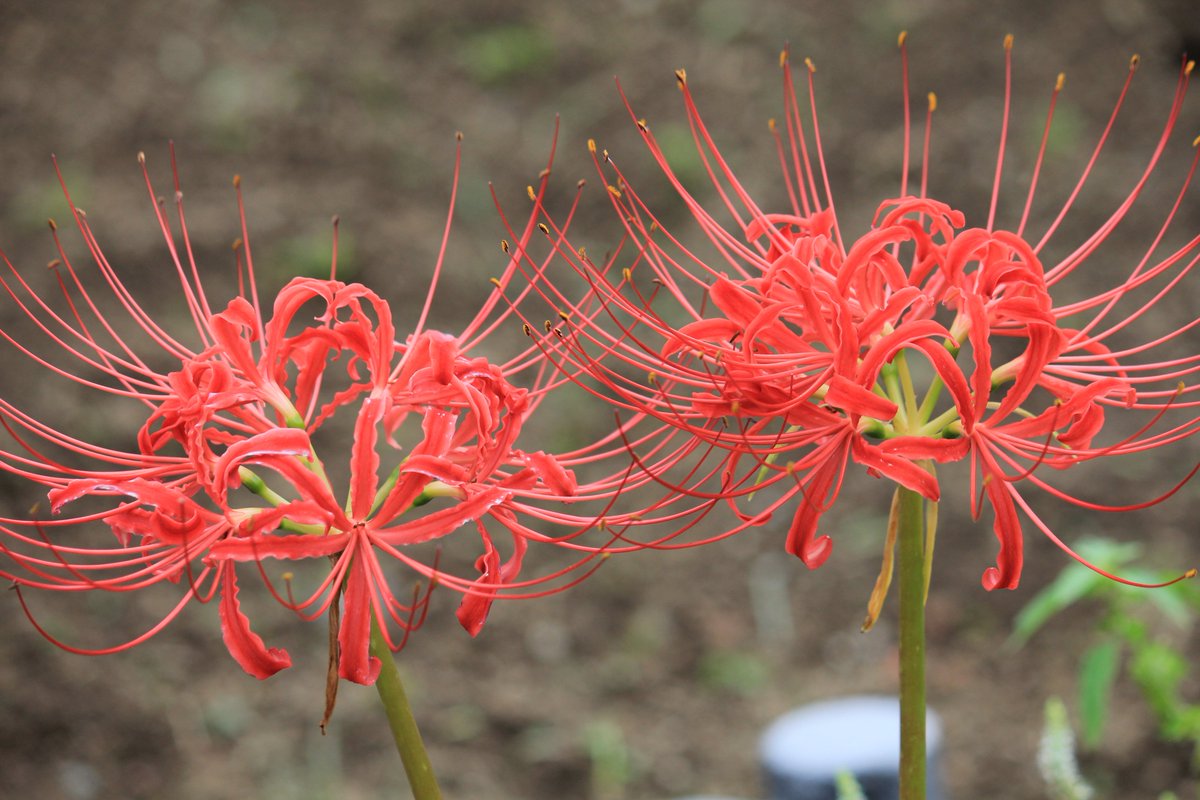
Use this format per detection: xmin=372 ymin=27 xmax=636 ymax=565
xmin=508 ymin=38 xmax=1200 ymax=592
xmin=0 ymin=139 xmax=702 ymax=684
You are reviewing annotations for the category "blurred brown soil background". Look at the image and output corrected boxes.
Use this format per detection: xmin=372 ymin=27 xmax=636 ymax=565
xmin=1 ymin=1 xmax=1199 ymax=798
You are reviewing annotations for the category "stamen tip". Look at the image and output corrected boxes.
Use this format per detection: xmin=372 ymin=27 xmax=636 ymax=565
xmin=500 ymin=239 xmax=510 ymax=253
xmin=768 ymin=117 xmax=777 ymax=132
xmin=1003 ymin=33 xmax=1014 ymax=51
xmin=779 ymin=49 xmax=788 ymax=68
xmin=455 ymin=130 xmax=464 ymax=142
xmin=587 ymin=137 xmax=597 ymax=154
xmin=137 ymin=151 xmax=146 ymax=165
xmin=232 ymin=174 xmax=241 ymax=188
xmin=804 ymin=56 xmax=816 ymax=74
xmin=1185 ymin=568 xmax=1198 ymax=579
xmin=674 ymin=68 xmax=687 ymax=87
xmin=1130 ymin=53 xmax=1141 ymax=71
xmin=1187 ymin=60 xmax=1196 ymax=77
xmin=527 ymin=184 xmax=536 ymax=201
xmin=927 ymin=92 xmax=937 ymax=112
xmin=1055 ymin=72 xmax=1065 ymax=91
xmin=537 ymin=222 xmax=550 ymax=235
xmin=46 ymin=218 xmax=57 ymax=231
xmin=897 ymin=30 xmax=907 ymax=48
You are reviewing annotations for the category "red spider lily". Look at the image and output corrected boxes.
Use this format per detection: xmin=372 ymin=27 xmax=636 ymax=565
xmin=506 ymin=36 xmax=1200 ymax=597
xmin=0 ymin=136 xmax=717 ymax=685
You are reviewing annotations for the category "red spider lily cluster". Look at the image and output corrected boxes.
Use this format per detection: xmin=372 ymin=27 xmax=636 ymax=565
xmin=508 ymin=37 xmax=1200 ymax=600
xmin=0 ymin=139 xmax=710 ymax=685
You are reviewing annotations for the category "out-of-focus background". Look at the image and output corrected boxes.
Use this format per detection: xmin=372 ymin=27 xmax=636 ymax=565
xmin=2 ymin=1 xmax=1199 ymax=798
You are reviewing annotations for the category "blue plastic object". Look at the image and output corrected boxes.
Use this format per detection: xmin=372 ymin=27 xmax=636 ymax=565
xmin=759 ymin=696 xmax=945 ymax=800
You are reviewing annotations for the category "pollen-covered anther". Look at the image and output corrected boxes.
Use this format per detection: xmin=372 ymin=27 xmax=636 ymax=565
xmin=607 ymin=185 xmax=622 ymax=199
xmin=527 ymin=185 xmax=536 ymax=201
xmin=543 ymin=320 xmax=553 ymax=333
xmin=675 ymin=68 xmax=687 ymax=87
xmin=232 ymin=238 xmax=243 ymax=252
xmin=500 ymin=239 xmax=510 ymax=253
xmin=489 ymin=277 xmax=502 ymax=287
xmin=768 ymin=117 xmax=777 ymax=132
xmin=1003 ymin=33 xmax=1014 ymax=51
xmin=455 ymin=130 xmax=463 ymax=141
xmin=232 ymin=174 xmax=241 ymax=188
xmin=898 ymin=31 xmax=907 ymax=47
xmin=1130 ymin=54 xmax=1141 ymax=71
xmin=47 ymin=218 xmax=57 ymax=231
xmin=137 ymin=151 xmax=146 ymax=165
xmin=537 ymin=223 xmax=550 ymax=235
xmin=804 ymin=57 xmax=816 ymax=73
xmin=587 ymin=138 xmax=597 ymax=153
xmin=1187 ymin=60 xmax=1195 ymax=76
xmin=1056 ymin=73 xmax=1065 ymax=91
xmin=521 ymin=323 xmax=534 ymax=337
xmin=621 ymin=267 xmax=632 ymax=282
xmin=928 ymin=92 xmax=937 ymax=111
xmin=647 ymin=371 xmax=657 ymax=384
xmin=779 ymin=49 xmax=788 ymax=68
xmin=558 ymin=311 xmax=570 ymax=321
xmin=637 ymin=118 xmax=649 ymax=132
xmin=46 ymin=259 xmax=61 ymax=271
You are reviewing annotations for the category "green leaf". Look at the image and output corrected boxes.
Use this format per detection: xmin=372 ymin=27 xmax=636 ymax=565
xmin=1009 ymin=565 xmax=1105 ymax=648
xmin=1078 ymin=640 xmax=1121 ymax=748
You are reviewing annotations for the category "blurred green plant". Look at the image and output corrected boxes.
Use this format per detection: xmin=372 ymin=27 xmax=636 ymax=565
xmin=696 ymin=650 xmax=769 ymax=696
xmin=835 ymin=769 xmax=867 ymax=800
xmin=1038 ymin=697 xmax=1094 ymax=800
xmin=581 ymin=718 xmax=633 ymax=799
xmin=460 ymin=24 xmax=556 ymax=86
xmin=1011 ymin=538 xmax=1200 ymax=770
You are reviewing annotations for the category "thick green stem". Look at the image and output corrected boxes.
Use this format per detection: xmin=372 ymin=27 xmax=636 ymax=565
xmin=897 ymin=486 xmax=927 ymax=800
xmin=368 ymin=618 xmax=443 ymax=800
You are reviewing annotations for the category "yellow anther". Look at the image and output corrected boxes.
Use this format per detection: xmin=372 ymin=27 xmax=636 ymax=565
xmin=1003 ymin=33 xmax=1013 ymax=51
xmin=1193 ymin=134 xmax=1200 ymax=148
xmin=637 ymin=118 xmax=649 ymax=132
xmin=500 ymin=239 xmax=510 ymax=253
xmin=622 ymin=267 xmax=632 ymax=281
xmin=768 ymin=117 xmax=777 ymax=132
xmin=1188 ymin=60 xmax=1196 ymax=76
xmin=898 ymin=31 xmax=907 ymax=47
xmin=47 ymin=218 xmax=57 ymax=231
xmin=527 ymin=185 xmax=536 ymax=201
xmin=1056 ymin=72 xmax=1065 ymax=91
xmin=489 ymin=277 xmax=502 ymax=287
xmin=232 ymin=174 xmax=241 ymax=188
xmin=137 ymin=151 xmax=146 ymax=165
xmin=607 ymin=185 xmax=622 ymax=198
xmin=544 ymin=320 xmax=553 ymax=332
xmin=927 ymin=92 xmax=937 ymax=112
xmin=779 ymin=49 xmax=788 ymax=68
xmin=647 ymin=371 xmax=657 ymax=383
xmin=537 ymin=222 xmax=550 ymax=235
xmin=588 ymin=138 xmax=597 ymax=153
xmin=1130 ymin=54 xmax=1140 ymax=71
xmin=522 ymin=323 xmax=532 ymax=336
xmin=804 ymin=57 xmax=816 ymax=73
xmin=282 ymin=572 xmax=294 ymax=581
xmin=675 ymin=68 xmax=687 ymax=87
xmin=1185 ymin=568 xmax=1198 ymax=579
xmin=232 ymin=238 xmax=243 ymax=251
xmin=558 ymin=310 xmax=570 ymax=321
